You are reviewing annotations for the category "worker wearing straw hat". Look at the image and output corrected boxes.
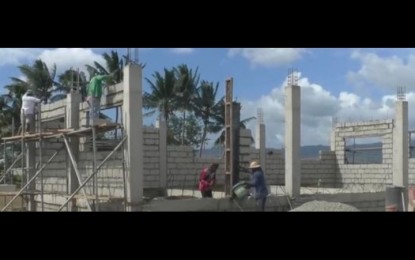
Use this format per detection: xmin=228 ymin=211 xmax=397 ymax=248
xmin=246 ymin=160 xmax=268 ymax=211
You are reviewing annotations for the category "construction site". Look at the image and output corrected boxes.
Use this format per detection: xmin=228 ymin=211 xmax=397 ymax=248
xmin=0 ymin=63 xmax=414 ymax=212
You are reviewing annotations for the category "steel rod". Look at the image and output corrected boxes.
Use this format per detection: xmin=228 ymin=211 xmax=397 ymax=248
xmin=58 ymin=136 xmax=126 ymax=211
xmin=1 ymin=150 xmax=60 ymax=212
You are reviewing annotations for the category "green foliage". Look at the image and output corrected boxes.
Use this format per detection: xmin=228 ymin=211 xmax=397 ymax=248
xmin=167 ymin=113 xmax=203 ymax=147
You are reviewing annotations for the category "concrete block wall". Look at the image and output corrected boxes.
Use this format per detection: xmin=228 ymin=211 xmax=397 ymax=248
xmin=264 ymin=149 xmax=284 ymax=184
xmin=101 ymin=82 xmax=124 ymax=109
xmin=166 ymin=129 xmax=255 ymax=189
xmin=142 ymin=128 xmax=160 ymax=187
xmin=40 ymin=100 xmax=66 ymax=121
xmin=76 ymin=127 xmax=161 ymax=197
xmin=263 ymin=150 xmax=338 ymax=187
xmin=78 ymin=150 xmax=124 ymax=197
xmin=407 ymin=159 xmax=415 ymax=184
xmin=37 ymin=177 xmax=67 ymax=195
xmin=167 ymin=146 xmax=220 ymax=189
xmin=301 ymin=151 xmax=338 ymax=187
xmin=35 ymin=138 xmax=67 ymax=194
xmin=333 ymin=120 xmax=394 ymax=186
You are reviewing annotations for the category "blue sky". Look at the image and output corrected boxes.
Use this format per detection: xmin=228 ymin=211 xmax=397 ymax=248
xmin=1 ymin=48 xmax=415 ymax=148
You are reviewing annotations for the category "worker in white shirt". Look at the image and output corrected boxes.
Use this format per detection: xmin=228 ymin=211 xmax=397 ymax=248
xmin=21 ymin=90 xmax=41 ymax=134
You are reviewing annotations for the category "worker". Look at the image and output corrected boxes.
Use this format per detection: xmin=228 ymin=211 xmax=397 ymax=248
xmin=198 ymin=163 xmax=219 ymax=198
xmin=86 ymin=72 xmax=112 ymax=125
xmin=246 ymin=160 xmax=268 ymax=211
xmin=21 ymin=90 xmax=41 ymax=134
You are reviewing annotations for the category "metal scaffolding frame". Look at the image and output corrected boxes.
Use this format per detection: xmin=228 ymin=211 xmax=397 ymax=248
xmin=0 ymin=111 xmax=127 ymax=212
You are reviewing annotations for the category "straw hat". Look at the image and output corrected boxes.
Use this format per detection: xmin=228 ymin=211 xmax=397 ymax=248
xmin=248 ymin=160 xmax=261 ymax=169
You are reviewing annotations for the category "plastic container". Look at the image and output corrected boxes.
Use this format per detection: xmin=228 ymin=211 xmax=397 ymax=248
xmin=232 ymin=182 xmax=250 ymax=200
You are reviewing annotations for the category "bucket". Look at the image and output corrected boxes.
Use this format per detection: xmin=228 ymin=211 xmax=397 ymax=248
xmin=232 ymin=182 xmax=250 ymax=200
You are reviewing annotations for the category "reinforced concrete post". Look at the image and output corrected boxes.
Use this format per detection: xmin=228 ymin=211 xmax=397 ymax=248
xmin=232 ymin=102 xmax=241 ymax=186
xmin=123 ymin=64 xmax=143 ymax=211
xmin=285 ymin=84 xmax=301 ymax=198
xmin=392 ymin=100 xmax=408 ymax=209
xmin=159 ymin=116 xmax=167 ymax=195
xmin=66 ymin=91 xmax=81 ymax=211
xmin=255 ymin=109 xmax=266 ymax=173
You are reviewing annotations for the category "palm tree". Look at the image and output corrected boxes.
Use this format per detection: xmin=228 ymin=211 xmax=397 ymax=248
xmin=0 ymin=95 xmax=15 ymax=136
xmin=144 ymin=68 xmax=179 ymax=144
xmin=144 ymin=68 xmax=177 ymax=122
xmin=213 ymin=100 xmax=256 ymax=146
xmin=192 ymin=81 xmax=223 ymax=156
xmin=52 ymin=68 xmax=88 ymax=102
xmin=16 ymin=59 xmax=57 ymax=103
xmin=174 ymin=64 xmax=200 ymax=145
xmin=0 ymin=82 xmax=26 ymax=136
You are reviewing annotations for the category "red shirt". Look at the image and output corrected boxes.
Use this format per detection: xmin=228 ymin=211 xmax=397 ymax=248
xmin=198 ymin=167 xmax=216 ymax=192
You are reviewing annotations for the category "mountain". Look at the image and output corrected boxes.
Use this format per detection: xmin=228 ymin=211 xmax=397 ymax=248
xmin=200 ymin=145 xmax=331 ymax=159
xmin=200 ymin=141 xmax=415 ymax=162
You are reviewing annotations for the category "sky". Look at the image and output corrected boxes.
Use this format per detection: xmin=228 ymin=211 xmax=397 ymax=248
xmin=1 ymin=48 xmax=415 ymax=149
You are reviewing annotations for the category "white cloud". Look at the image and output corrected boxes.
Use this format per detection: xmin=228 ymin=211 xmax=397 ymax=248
xmin=347 ymin=50 xmax=415 ymax=90
xmin=239 ymin=73 xmax=415 ymax=148
xmin=0 ymin=48 xmax=42 ymax=66
xmin=38 ymin=48 xmax=104 ymax=76
xmin=170 ymin=48 xmax=194 ymax=54
xmin=227 ymin=48 xmax=306 ymax=68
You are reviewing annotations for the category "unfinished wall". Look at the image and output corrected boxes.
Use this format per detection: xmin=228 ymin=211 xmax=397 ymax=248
xmin=262 ymin=150 xmax=338 ymax=187
xmin=333 ymin=120 xmax=394 ymax=186
xmin=30 ymin=84 xmax=408 ymax=212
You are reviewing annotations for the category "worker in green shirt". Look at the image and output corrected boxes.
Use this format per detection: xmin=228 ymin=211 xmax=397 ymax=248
xmin=87 ymin=73 xmax=113 ymax=125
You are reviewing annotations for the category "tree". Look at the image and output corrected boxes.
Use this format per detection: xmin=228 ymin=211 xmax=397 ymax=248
xmin=213 ymin=100 xmax=256 ymax=146
xmin=0 ymin=82 xmax=27 ymax=137
xmin=0 ymin=95 xmax=18 ymax=137
xmin=174 ymin=64 xmax=200 ymax=145
xmin=144 ymin=68 xmax=177 ymax=123
xmin=52 ymin=68 xmax=88 ymax=102
xmin=192 ymin=80 xmax=223 ymax=156
xmin=16 ymin=59 xmax=57 ymax=103
xmin=168 ymin=113 xmax=202 ymax=147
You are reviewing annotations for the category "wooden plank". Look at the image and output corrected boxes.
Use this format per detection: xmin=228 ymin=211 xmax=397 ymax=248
xmin=1 ymin=124 xmax=120 ymax=142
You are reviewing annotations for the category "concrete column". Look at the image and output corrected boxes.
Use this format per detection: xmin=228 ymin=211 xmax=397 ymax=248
xmin=231 ymin=102 xmax=241 ymax=186
xmin=256 ymin=123 xmax=266 ymax=173
xmin=159 ymin=117 xmax=167 ymax=195
xmin=392 ymin=100 xmax=408 ymax=207
xmin=66 ymin=91 xmax=81 ymax=211
xmin=27 ymin=106 xmax=38 ymax=211
xmin=285 ymin=85 xmax=301 ymax=198
xmin=330 ymin=130 xmax=336 ymax=151
xmin=123 ymin=64 xmax=143 ymax=211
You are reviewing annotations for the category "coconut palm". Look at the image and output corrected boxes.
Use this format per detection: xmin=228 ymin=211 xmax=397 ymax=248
xmin=51 ymin=68 xmax=88 ymax=102
xmin=16 ymin=59 xmax=57 ymax=103
xmin=0 ymin=84 xmax=26 ymax=137
xmin=174 ymin=64 xmax=200 ymax=144
xmin=144 ymin=68 xmax=177 ymax=122
xmin=191 ymin=80 xmax=223 ymax=156
xmin=213 ymin=100 xmax=256 ymax=146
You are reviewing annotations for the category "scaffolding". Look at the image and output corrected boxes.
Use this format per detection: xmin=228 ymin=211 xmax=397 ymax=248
xmin=0 ymin=107 xmax=126 ymax=212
